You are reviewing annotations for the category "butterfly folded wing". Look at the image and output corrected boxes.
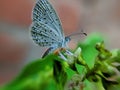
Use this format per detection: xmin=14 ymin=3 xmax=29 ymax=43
xmin=31 ymin=21 xmax=62 ymax=47
xmin=32 ymin=0 xmax=64 ymax=40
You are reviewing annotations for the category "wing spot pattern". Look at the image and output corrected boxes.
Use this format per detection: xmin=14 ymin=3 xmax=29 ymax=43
xmin=30 ymin=0 xmax=67 ymax=47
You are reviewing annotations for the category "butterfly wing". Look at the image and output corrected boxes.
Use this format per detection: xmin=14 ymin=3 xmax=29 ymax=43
xmin=31 ymin=21 xmax=63 ymax=47
xmin=32 ymin=0 xmax=64 ymax=40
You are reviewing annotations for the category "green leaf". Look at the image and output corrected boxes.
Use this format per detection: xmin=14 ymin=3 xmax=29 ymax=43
xmin=66 ymin=68 xmax=76 ymax=80
xmin=53 ymin=60 xmax=67 ymax=90
xmin=78 ymin=33 xmax=104 ymax=68
xmin=84 ymin=78 xmax=105 ymax=90
xmin=75 ymin=63 xmax=86 ymax=75
xmin=1 ymin=54 xmax=58 ymax=90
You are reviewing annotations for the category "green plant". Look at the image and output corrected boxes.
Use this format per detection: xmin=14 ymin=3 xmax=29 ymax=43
xmin=1 ymin=33 xmax=120 ymax=90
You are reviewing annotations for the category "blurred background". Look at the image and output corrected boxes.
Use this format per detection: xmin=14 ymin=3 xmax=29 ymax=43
xmin=0 ymin=0 xmax=120 ymax=85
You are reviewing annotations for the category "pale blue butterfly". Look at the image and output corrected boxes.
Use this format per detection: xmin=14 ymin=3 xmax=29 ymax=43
xmin=30 ymin=0 xmax=86 ymax=58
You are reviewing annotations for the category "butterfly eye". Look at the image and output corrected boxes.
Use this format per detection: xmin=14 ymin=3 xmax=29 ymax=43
xmin=65 ymin=37 xmax=71 ymax=42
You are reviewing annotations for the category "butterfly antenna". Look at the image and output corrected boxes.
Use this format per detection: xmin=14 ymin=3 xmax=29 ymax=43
xmin=67 ymin=29 xmax=87 ymax=37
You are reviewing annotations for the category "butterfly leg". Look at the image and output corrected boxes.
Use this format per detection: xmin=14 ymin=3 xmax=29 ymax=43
xmin=58 ymin=52 xmax=67 ymax=61
xmin=54 ymin=48 xmax=74 ymax=60
xmin=65 ymin=49 xmax=74 ymax=56
xmin=42 ymin=47 xmax=55 ymax=58
xmin=42 ymin=47 xmax=73 ymax=61
xmin=53 ymin=48 xmax=67 ymax=61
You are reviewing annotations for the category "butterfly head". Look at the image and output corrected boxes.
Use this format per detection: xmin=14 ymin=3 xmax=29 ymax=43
xmin=63 ymin=36 xmax=71 ymax=47
xmin=57 ymin=36 xmax=71 ymax=48
xmin=65 ymin=36 xmax=71 ymax=43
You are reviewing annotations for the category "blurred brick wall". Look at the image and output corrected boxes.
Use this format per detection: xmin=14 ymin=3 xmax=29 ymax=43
xmin=0 ymin=0 xmax=34 ymax=26
xmin=0 ymin=0 xmax=34 ymax=84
